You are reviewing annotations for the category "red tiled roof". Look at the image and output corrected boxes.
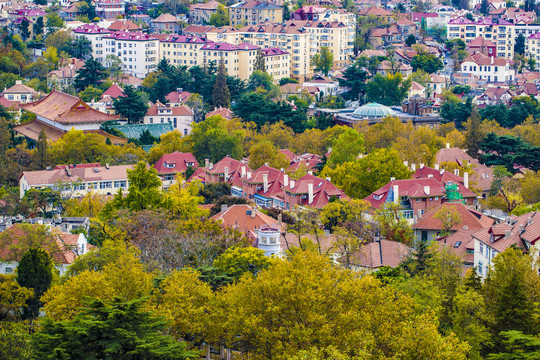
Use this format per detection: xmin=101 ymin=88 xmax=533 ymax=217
xmin=358 ymin=6 xmax=392 ymax=16
xmin=189 ymin=0 xmax=220 ymax=10
xmin=348 ymin=240 xmax=411 ymax=269
xmin=102 ymin=84 xmax=125 ymax=99
xmin=205 ymin=107 xmax=233 ymax=120
xmin=166 ymin=90 xmax=192 ymax=104
xmin=283 ymin=173 xmax=346 ymax=208
xmin=20 ymin=90 xmax=118 ymax=124
xmin=146 ymin=102 xmax=194 ymax=116
xmin=413 ymin=202 xmax=494 ymax=231
xmin=153 ymin=13 xmax=179 ymax=23
xmin=108 ymin=20 xmax=141 ymax=32
xmin=154 ymin=151 xmax=199 ymax=175
xmin=73 ymin=23 xmax=111 ymax=34
xmin=21 ymin=163 xmax=134 ymax=186
xmin=211 ymin=204 xmax=283 ymax=235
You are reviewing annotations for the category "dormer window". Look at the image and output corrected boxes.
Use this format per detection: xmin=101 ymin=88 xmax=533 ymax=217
xmin=165 ymin=163 xmax=175 ymax=168
xmin=373 ymin=194 xmax=380 ymax=201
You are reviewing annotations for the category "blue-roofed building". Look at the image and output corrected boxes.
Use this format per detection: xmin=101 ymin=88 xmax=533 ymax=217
xmin=109 ymin=123 xmax=174 ymax=140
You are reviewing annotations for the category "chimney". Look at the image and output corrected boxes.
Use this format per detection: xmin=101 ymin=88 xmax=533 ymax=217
xmin=247 ymin=171 xmax=252 ymax=180
xmin=446 ymin=143 xmax=450 ymax=149
xmin=221 ymin=204 xmax=228 ymax=212
xmin=528 ymin=217 xmax=533 ymax=225
xmin=440 ymin=169 xmax=445 ymax=175
xmin=390 ymin=177 xmax=396 ymax=181
xmin=290 ymin=179 xmax=296 ymax=188
xmin=454 ymin=169 xmax=460 ymax=176
xmin=505 ymin=229 xmax=511 ymax=238
xmin=424 ymin=185 xmax=430 ymax=195
xmin=15 ymin=80 xmax=22 ymax=85
xmin=264 ymin=162 xmax=269 ymax=167
xmin=307 ymin=170 xmax=313 ymax=175
xmin=403 ymin=160 xmax=408 ymax=167
xmin=327 ymin=147 xmax=332 ymax=153
xmin=241 ymin=166 xmax=246 ymax=177
xmin=251 ymin=207 xmax=256 ymax=218
xmin=284 ymin=174 xmax=289 ymax=187
xmin=278 ymin=213 xmax=282 ymax=228
xmin=66 ymin=168 xmax=71 ymax=177
xmin=209 ymin=162 xmax=214 ymax=170
xmin=519 ymin=224 xmax=525 ymax=233
xmin=308 ymin=183 xmax=314 ymax=204
xmin=427 ymin=174 xmax=433 ymax=178
xmin=420 ymin=163 xmax=425 ymax=169
xmin=393 ymin=184 xmax=399 ymax=204
xmin=411 ymin=163 xmax=416 ymax=171
xmin=105 ymin=163 xmax=110 ymax=169
xmin=326 ymin=176 xmax=331 ymax=182
xmin=435 ymin=164 xmax=440 ymax=170
xmin=418 ymin=209 xmax=423 ymax=219
xmin=491 ymin=56 xmax=494 ymax=64
xmin=263 ymin=173 xmax=269 ymax=193
xmin=205 ymin=158 xmax=209 ymax=168
xmin=224 ymin=167 xmax=229 ymax=181
xmin=464 ymin=172 xmax=469 ymax=189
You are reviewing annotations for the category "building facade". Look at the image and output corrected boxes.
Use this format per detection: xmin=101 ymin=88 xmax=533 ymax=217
xmin=229 ymin=0 xmax=283 ymax=27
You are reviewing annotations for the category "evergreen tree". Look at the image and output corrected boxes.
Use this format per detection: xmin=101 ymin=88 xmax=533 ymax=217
xmin=480 ymin=0 xmax=489 ymax=15
xmin=16 ymin=248 xmax=54 ymax=319
xmin=514 ymin=34 xmax=526 ymax=55
xmin=113 ymin=85 xmax=148 ymax=124
xmin=254 ymin=49 xmax=266 ymax=72
xmin=464 ymin=106 xmax=483 ymax=159
xmin=35 ymin=129 xmax=48 ymax=170
xmin=33 ymin=17 xmax=44 ymax=37
xmin=19 ymin=18 xmax=30 ymax=41
xmin=212 ymin=57 xmax=230 ymax=108
xmin=74 ymin=57 xmax=107 ymax=92
xmin=33 ymin=297 xmax=198 ymax=360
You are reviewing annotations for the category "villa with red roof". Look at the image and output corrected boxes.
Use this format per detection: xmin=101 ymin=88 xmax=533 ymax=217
xmin=2 ymin=80 xmax=36 ymax=104
xmin=205 ymin=107 xmax=234 ymax=120
xmin=189 ymin=156 xmax=252 ymax=189
xmin=166 ymin=89 xmax=192 ymax=106
xmin=153 ymin=152 xmax=199 ymax=187
xmin=143 ymin=101 xmax=194 ymax=135
xmin=151 ymin=13 xmax=180 ymax=33
xmin=189 ymin=0 xmax=220 ymax=24
xmin=460 ymin=52 xmax=514 ymax=84
xmin=282 ymin=173 xmax=347 ymax=209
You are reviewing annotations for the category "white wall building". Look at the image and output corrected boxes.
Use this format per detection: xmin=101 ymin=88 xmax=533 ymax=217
xmin=72 ymin=23 xmax=112 ymax=64
xmin=143 ymin=101 xmax=194 ymax=136
xmin=460 ymin=52 xmax=514 ymax=84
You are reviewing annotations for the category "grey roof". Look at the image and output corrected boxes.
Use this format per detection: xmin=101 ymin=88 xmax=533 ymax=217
xmin=352 ymin=102 xmax=396 ymax=119
xmin=109 ymin=123 xmax=173 ymax=140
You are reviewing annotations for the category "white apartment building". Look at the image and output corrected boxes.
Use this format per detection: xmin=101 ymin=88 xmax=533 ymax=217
xmin=460 ymin=52 xmax=514 ymax=84
xmin=74 ymin=24 xmax=159 ymax=78
xmin=447 ymin=17 xmax=515 ymax=59
xmin=72 ymin=23 xmax=112 ymax=64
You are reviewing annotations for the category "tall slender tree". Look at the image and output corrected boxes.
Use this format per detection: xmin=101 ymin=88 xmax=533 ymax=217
xmin=16 ymin=248 xmax=54 ymax=319
xmin=212 ymin=57 xmax=231 ymax=108
xmin=254 ymin=49 xmax=266 ymax=72
xmin=35 ymin=129 xmax=48 ymax=170
xmin=464 ymin=106 xmax=483 ymax=159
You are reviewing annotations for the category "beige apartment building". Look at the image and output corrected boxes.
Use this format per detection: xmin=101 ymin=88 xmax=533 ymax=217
xmin=206 ymin=20 xmax=354 ymax=81
xmin=446 ymin=17 xmax=515 ymax=59
xmin=159 ymin=35 xmax=209 ymax=66
xmin=229 ymin=0 xmax=283 ymax=26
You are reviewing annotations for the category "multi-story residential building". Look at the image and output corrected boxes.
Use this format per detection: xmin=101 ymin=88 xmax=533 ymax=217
xmin=143 ymin=101 xmax=194 ymax=135
xmin=447 ymin=17 xmax=514 ymax=59
xmin=357 ymin=6 xmax=394 ymax=24
xmin=95 ymin=0 xmax=124 ymax=20
xmin=207 ymin=20 xmax=354 ymax=81
xmin=151 ymin=13 xmax=180 ymax=34
xmin=189 ymin=0 xmax=220 ymax=24
xmin=201 ymin=42 xmax=259 ymax=80
xmin=19 ymin=163 xmax=134 ymax=199
xmin=526 ymin=32 xmax=540 ymax=63
xmin=291 ymin=6 xmax=356 ymax=27
xmin=102 ymin=31 xmax=159 ymax=78
xmin=261 ymin=47 xmax=291 ymax=80
xmin=47 ymin=58 xmax=86 ymax=90
xmin=72 ymin=24 xmax=111 ymax=64
xmin=460 ymin=52 xmax=514 ymax=84
xmin=229 ymin=0 xmax=283 ymax=27
xmin=159 ymin=35 xmax=210 ymax=67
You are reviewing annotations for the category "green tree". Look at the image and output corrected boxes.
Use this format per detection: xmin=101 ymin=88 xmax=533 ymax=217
xmin=33 ymin=297 xmax=199 ymax=360
xmin=326 ymin=127 xmax=364 ymax=169
xmin=410 ymin=53 xmax=444 ymax=74
xmin=440 ymin=96 xmax=473 ymax=129
xmin=366 ymin=73 xmax=411 ymax=106
xmin=209 ymin=3 xmax=229 ymax=27
xmin=254 ymin=49 xmax=266 ymax=72
xmin=35 ymin=128 xmax=48 ymax=170
xmin=122 ymin=161 xmax=163 ymax=212
xmin=248 ymin=70 xmax=275 ymax=92
xmin=248 ymin=140 xmax=290 ymax=170
xmin=16 ymin=248 xmax=54 ymax=319
xmin=487 ymin=331 xmax=540 ymax=359
xmin=405 ymin=34 xmax=417 ymax=47
xmin=46 ymin=13 xmax=65 ymax=33
xmin=0 ymin=322 xmax=34 ymax=360
xmin=19 ymin=18 xmax=30 ymax=41
xmin=67 ymin=36 xmax=92 ymax=60
xmin=113 ymin=85 xmax=148 ymax=124
xmin=213 ymin=247 xmax=272 ymax=279
xmin=78 ymin=85 xmax=103 ymax=102
xmin=33 ymin=16 xmax=44 ymax=37
xmin=74 ymin=57 xmax=107 ymax=92
xmin=433 ymin=206 xmax=462 ymax=236
xmin=484 ymin=248 xmax=540 ymax=336
xmin=480 ymin=133 xmax=540 ymax=173
xmin=464 ymin=106 xmax=484 ymax=158
xmin=189 ymin=115 xmax=244 ymax=162
xmin=311 ymin=46 xmax=334 ymax=76
xmin=212 ymin=57 xmax=230 ymax=108
xmin=338 ymin=61 xmax=368 ymax=100
xmin=480 ymin=0 xmax=490 ymax=15
xmin=514 ymin=33 xmax=526 ymax=55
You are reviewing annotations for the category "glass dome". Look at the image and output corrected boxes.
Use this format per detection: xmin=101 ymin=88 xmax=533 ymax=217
xmin=352 ymin=102 xmax=396 ymax=119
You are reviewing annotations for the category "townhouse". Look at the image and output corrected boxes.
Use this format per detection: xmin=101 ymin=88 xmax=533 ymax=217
xmin=229 ymin=0 xmax=283 ymax=26
xmin=95 ymin=0 xmax=124 ymax=20
xmin=447 ymin=17 xmax=514 ymax=59
xmin=460 ymin=51 xmax=514 ymax=84
xmin=189 ymin=0 xmax=220 ymax=24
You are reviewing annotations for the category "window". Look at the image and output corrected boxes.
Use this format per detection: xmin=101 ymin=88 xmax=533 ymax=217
xmin=5 ymin=267 xmax=13 ymax=273
xmin=164 ymin=174 xmax=175 ymax=181
xmin=100 ymin=181 xmax=112 ymax=189
xmin=114 ymin=180 xmax=127 ymax=189
xmin=478 ymin=261 xmax=483 ymax=275
xmin=479 ymin=243 xmax=484 ymax=254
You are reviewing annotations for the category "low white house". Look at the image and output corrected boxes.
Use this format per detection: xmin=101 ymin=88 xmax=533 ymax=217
xmin=143 ymin=101 xmax=194 ymax=136
xmin=19 ymin=163 xmax=134 ymax=199
xmin=461 ymin=52 xmax=515 ymax=84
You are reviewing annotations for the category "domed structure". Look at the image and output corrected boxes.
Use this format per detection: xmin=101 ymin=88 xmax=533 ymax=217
xmin=352 ymin=102 xmax=396 ymax=119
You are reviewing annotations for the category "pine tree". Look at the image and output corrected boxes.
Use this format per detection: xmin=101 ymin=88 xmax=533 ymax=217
xmin=212 ymin=57 xmax=231 ymax=108
xmin=254 ymin=49 xmax=266 ymax=72
xmin=16 ymin=248 xmax=54 ymax=319
xmin=113 ymin=85 xmax=148 ymax=124
xmin=35 ymin=129 xmax=48 ymax=170
xmin=464 ymin=106 xmax=483 ymax=159
xmin=33 ymin=297 xmax=198 ymax=360
xmin=74 ymin=57 xmax=107 ymax=92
